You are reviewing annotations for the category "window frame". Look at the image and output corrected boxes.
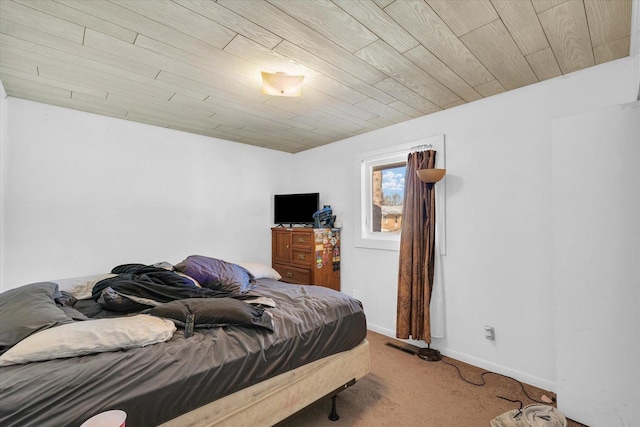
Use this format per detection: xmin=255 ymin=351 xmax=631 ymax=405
xmin=355 ymin=135 xmax=446 ymax=251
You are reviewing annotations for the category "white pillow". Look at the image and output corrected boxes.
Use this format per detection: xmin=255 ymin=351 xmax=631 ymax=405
xmin=0 ymin=315 xmax=176 ymax=366
xmin=238 ymin=262 xmax=282 ymax=280
xmin=53 ymin=274 xmax=117 ymax=300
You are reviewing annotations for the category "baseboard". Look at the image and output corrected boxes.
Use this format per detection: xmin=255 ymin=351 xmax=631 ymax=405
xmin=367 ymin=323 xmax=396 ymax=337
xmin=439 ymin=348 xmax=557 ymax=393
xmin=366 ymin=323 xmax=557 ymax=392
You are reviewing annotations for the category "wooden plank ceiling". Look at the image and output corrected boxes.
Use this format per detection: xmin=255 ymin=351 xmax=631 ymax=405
xmin=0 ymin=0 xmax=633 ymax=153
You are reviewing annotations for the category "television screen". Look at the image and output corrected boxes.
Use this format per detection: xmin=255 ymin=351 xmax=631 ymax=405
xmin=274 ymin=193 xmax=319 ymax=225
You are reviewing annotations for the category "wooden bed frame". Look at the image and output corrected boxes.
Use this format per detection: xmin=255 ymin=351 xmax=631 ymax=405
xmin=160 ymin=339 xmax=370 ymax=427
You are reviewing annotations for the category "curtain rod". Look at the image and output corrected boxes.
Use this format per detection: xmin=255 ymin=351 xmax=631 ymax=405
xmin=410 ymin=144 xmax=434 ymax=153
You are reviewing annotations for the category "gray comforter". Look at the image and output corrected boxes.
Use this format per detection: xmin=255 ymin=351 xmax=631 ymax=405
xmin=0 ymin=279 xmax=366 ymax=427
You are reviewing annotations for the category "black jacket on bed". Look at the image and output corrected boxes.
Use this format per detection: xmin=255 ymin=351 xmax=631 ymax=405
xmin=92 ymin=264 xmax=248 ymax=311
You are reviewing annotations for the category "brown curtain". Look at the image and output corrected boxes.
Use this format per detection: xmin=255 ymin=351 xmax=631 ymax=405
xmin=396 ymin=150 xmax=437 ymax=343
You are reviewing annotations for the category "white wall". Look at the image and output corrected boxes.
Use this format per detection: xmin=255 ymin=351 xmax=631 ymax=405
xmin=0 ymin=99 xmax=293 ymax=291
xmin=292 ymin=57 xmax=638 ymax=391
xmin=0 ymin=81 xmax=7 ymax=282
xmin=633 ymin=0 xmax=640 ymax=99
xmin=552 ymin=101 xmax=640 ymax=426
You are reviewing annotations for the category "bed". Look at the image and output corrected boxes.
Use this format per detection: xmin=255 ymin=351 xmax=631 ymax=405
xmin=0 ymin=258 xmax=369 ymax=427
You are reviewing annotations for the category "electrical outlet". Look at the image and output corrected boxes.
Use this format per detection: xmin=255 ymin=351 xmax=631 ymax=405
xmin=484 ymin=326 xmax=495 ymax=341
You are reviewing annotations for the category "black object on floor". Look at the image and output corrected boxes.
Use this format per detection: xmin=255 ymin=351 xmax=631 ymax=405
xmin=385 ymin=341 xmax=442 ymax=362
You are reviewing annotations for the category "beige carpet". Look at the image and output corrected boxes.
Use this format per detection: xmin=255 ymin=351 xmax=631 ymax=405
xmin=280 ymin=330 xmax=585 ymax=427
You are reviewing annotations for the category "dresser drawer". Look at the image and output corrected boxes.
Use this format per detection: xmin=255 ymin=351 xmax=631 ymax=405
xmin=274 ymin=263 xmax=311 ymax=285
xmin=291 ymin=248 xmax=312 ymax=266
xmin=291 ymin=231 xmax=313 ymax=247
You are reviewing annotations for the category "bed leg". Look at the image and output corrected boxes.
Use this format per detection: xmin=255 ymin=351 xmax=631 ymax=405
xmin=328 ymin=394 xmax=340 ymax=421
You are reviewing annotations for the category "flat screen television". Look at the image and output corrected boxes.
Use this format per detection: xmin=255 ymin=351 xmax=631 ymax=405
xmin=274 ymin=193 xmax=319 ymax=225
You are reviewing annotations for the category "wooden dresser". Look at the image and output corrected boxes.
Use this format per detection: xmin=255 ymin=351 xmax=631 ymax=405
xmin=271 ymin=227 xmax=340 ymax=291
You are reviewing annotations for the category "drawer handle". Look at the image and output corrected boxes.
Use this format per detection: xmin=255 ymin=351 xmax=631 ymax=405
xmin=297 ymin=238 xmax=305 ymax=243
xmin=286 ymin=272 xmax=293 ymax=278
xmin=297 ymin=254 xmax=305 ymax=259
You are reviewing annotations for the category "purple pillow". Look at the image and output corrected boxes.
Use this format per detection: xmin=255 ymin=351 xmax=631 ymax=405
xmin=174 ymin=256 xmax=256 ymax=294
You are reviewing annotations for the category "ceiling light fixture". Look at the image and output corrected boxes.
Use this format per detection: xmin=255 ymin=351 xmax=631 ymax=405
xmin=261 ymin=71 xmax=304 ymax=97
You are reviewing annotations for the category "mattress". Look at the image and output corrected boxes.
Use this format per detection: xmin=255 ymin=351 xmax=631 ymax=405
xmin=0 ymin=279 xmax=367 ymax=427
xmin=161 ymin=339 xmax=371 ymax=427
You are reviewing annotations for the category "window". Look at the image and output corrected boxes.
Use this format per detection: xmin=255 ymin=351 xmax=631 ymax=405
xmin=372 ymin=162 xmax=406 ymax=234
xmin=355 ymin=135 xmax=445 ymax=251
xmin=356 ymin=147 xmax=409 ymax=250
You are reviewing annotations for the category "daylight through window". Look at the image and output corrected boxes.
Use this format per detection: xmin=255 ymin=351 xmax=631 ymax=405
xmin=371 ymin=163 xmax=406 ymax=234
xmin=356 ymin=145 xmax=411 ymax=251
